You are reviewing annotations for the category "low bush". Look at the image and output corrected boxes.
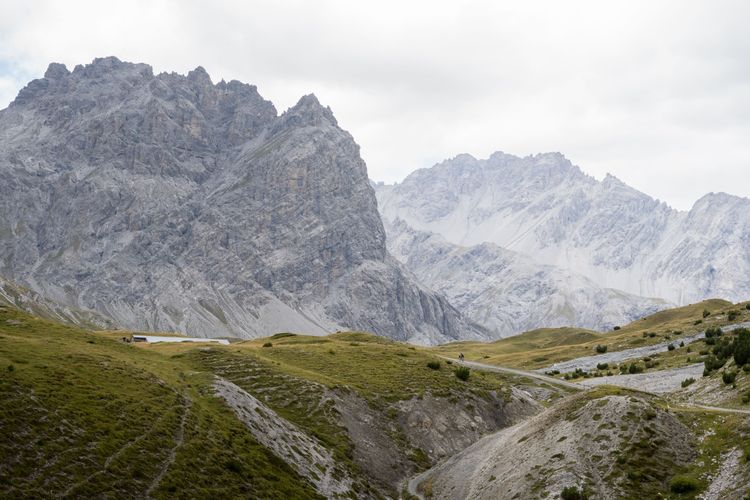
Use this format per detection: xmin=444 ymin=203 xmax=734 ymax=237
xmin=703 ymin=309 xmax=711 ymax=318
xmin=694 ymin=320 xmax=703 ymax=325
xmin=262 ymin=342 xmax=273 ymax=348
xmin=560 ymin=486 xmax=589 ymax=500
xmin=667 ymin=344 xmax=676 ymax=351
xmin=596 ymin=362 xmax=609 ymax=370
xmin=705 ymin=326 xmax=723 ymax=338
xmin=728 ymin=310 xmax=740 ymax=321
xmin=454 ymin=366 xmax=470 ymax=381
xmin=681 ymin=377 xmax=695 ymax=388
xmin=426 ymin=361 xmax=441 ymax=370
xmin=669 ymin=474 xmax=700 ymax=493
xmin=595 ymin=344 xmax=608 ymax=353
xmin=613 ymin=326 xmax=621 ymax=331
xmin=628 ymin=363 xmax=644 ymax=374
xmin=680 ymin=341 xmax=685 ymax=347
xmin=746 ymin=304 xmax=750 ymax=311
xmin=734 ymin=328 xmax=750 ymax=366
xmin=704 ymin=354 xmax=727 ymax=372
xmin=722 ymin=370 xmax=737 ymax=385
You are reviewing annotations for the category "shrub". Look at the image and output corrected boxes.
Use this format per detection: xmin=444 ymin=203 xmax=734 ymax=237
xmin=445 ymin=360 xmax=453 ymax=365
xmin=560 ymin=486 xmax=589 ymax=500
xmin=628 ymin=363 xmax=644 ymax=374
xmin=667 ymin=344 xmax=676 ymax=351
xmin=746 ymin=304 xmax=750 ymax=311
xmin=703 ymin=309 xmax=711 ymax=318
xmin=694 ymin=320 xmax=703 ymax=325
xmin=596 ymin=362 xmax=609 ymax=370
xmin=681 ymin=377 xmax=695 ymax=388
xmin=705 ymin=326 xmax=723 ymax=338
xmin=722 ymin=370 xmax=737 ymax=385
xmin=669 ymin=474 xmax=700 ymax=493
xmin=595 ymin=344 xmax=608 ymax=353
xmin=454 ymin=366 xmax=470 ymax=381
xmin=680 ymin=341 xmax=685 ymax=347
xmin=426 ymin=361 xmax=441 ymax=370
xmin=734 ymin=329 xmax=750 ymax=366
xmin=7 ymin=364 xmax=13 ymax=372
xmin=648 ymin=332 xmax=657 ymax=338
xmin=673 ymin=330 xmax=683 ymax=335
xmin=704 ymin=354 xmax=727 ymax=373
xmin=728 ymin=310 xmax=740 ymax=321
xmin=713 ymin=338 xmax=735 ymax=361
xmin=613 ymin=326 xmax=621 ymax=331
xmin=262 ymin=342 xmax=273 ymax=348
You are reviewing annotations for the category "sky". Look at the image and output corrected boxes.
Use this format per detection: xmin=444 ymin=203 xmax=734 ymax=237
xmin=1 ymin=0 xmax=749 ymax=210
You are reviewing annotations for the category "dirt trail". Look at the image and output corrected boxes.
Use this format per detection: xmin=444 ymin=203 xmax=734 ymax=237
xmin=145 ymin=394 xmax=191 ymax=498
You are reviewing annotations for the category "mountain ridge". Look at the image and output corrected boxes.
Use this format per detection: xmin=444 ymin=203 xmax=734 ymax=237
xmin=375 ymin=151 xmax=750 ymax=306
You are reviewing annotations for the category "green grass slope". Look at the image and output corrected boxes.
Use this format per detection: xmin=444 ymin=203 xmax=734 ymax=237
xmin=0 ymin=305 xmax=320 ymax=499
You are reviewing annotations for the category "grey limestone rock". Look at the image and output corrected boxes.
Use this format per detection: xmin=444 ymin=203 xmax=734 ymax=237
xmin=0 ymin=57 xmax=483 ymax=344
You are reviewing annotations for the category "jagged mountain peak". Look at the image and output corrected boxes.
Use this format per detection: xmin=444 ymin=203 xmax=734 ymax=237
xmin=279 ymin=93 xmax=338 ymax=128
xmin=0 ymin=56 xmax=482 ymax=344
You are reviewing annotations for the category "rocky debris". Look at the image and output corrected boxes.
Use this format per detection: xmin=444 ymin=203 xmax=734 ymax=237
xmin=317 ymin=385 xmax=540 ymax=494
xmin=0 ymin=275 xmax=114 ymax=329
xmin=416 ymin=392 xmax=696 ymax=499
xmin=375 ymin=151 xmax=750 ymax=308
xmin=213 ymin=377 xmax=353 ymax=498
xmin=700 ymin=448 xmax=744 ymax=500
xmin=0 ymin=57 xmax=482 ymax=344
xmin=385 ymin=218 xmax=670 ymax=338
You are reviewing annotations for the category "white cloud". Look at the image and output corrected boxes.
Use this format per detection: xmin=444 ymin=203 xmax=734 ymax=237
xmin=1 ymin=0 xmax=749 ymax=209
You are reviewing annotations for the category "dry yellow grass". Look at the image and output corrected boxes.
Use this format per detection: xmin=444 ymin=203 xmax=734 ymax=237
xmin=428 ymin=299 xmax=747 ymax=370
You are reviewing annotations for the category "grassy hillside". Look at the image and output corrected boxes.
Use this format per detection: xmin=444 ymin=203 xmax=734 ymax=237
xmin=432 ymin=299 xmax=748 ymax=369
xmin=0 ymin=305 xmax=319 ymax=499
xmin=0 ymin=305 xmax=564 ymax=498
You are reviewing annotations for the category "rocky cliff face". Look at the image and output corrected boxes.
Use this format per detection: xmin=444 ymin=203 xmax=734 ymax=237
xmin=0 ymin=57 xmax=482 ymax=344
xmin=376 ymin=152 xmax=750 ymax=306
xmin=385 ymin=219 xmax=669 ymax=336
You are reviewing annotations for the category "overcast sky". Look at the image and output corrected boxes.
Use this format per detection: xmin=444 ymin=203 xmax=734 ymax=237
xmin=1 ymin=0 xmax=749 ymax=209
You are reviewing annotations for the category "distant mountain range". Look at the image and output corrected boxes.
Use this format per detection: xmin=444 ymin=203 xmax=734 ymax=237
xmin=376 ymin=152 xmax=750 ymax=336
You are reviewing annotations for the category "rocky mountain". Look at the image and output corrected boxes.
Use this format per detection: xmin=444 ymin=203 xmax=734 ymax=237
xmin=376 ymin=152 xmax=750 ymax=307
xmin=0 ymin=56 xmax=484 ymax=344
xmin=385 ymin=219 xmax=669 ymax=336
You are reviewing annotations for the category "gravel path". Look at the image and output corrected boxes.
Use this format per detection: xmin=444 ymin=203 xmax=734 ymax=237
xmin=579 ymin=364 xmax=704 ymax=394
xmin=540 ymin=321 xmax=750 ymax=373
xmin=440 ymin=357 xmax=585 ymax=391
